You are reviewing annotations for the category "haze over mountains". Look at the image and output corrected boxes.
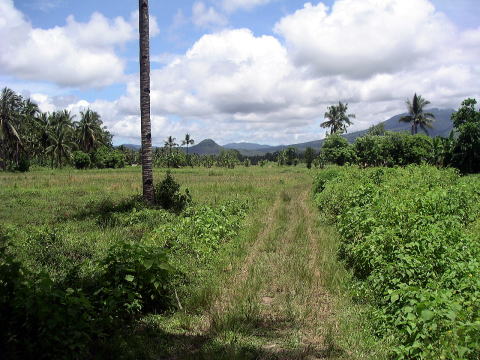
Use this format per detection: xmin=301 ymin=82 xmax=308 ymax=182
xmin=122 ymin=108 xmax=455 ymax=156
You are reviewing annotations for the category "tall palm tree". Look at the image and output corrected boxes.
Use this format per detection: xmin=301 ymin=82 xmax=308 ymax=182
xmin=46 ymin=117 xmax=76 ymax=168
xmin=182 ymin=133 xmax=195 ymax=155
xmin=399 ymin=93 xmax=435 ymax=135
xmin=139 ymin=0 xmax=154 ymax=203
xmin=321 ymin=102 xmax=355 ymax=135
xmin=0 ymin=88 xmax=23 ymax=169
xmin=164 ymin=136 xmax=178 ymax=156
xmin=75 ymin=109 xmax=103 ymax=153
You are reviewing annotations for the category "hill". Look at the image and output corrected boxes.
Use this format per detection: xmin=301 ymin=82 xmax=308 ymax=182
xmin=187 ymin=139 xmax=225 ymax=155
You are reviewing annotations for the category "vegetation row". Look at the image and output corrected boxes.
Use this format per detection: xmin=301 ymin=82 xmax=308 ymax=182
xmin=314 ymin=165 xmax=480 ymax=359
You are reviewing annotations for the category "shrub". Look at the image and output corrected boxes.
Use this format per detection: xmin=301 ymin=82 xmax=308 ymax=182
xmin=99 ymin=239 xmax=174 ymax=315
xmin=93 ymin=146 xmax=125 ymax=169
xmin=314 ymin=166 xmax=480 ymax=358
xmin=15 ymin=156 xmax=30 ymax=172
xmin=72 ymin=151 xmax=91 ymax=169
xmin=320 ymin=134 xmax=356 ymax=165
xmin=154 ymin=171 xmax=191 ymax=212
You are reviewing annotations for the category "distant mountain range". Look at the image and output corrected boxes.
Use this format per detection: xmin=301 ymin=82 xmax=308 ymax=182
xmin=120 ymin=108 xmax=455 ymax=156
xmin=223 ymin=142 xmax=274 ymax=151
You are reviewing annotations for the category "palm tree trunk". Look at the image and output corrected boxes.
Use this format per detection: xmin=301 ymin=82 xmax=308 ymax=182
xmin=139 ymin=0 xmax=154 ymax=204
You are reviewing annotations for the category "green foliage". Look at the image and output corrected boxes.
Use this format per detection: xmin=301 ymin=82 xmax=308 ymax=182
xmin=149 ymin=200 xmax=248 ymax=278
xmin=99 ymin=239 xmax=173 ymax=314
xmin=15 ymin=155 xmax=30 ymax=172
xmin=320 ymin=134 xmax=356 ymax=165
xmin=93 ymin=146 xmax=125 ymax=169
xmin=304 ymin=147 xmax=316 ymax=169
xmin=314 ymin=166 xmax=480 ymax=359
xmin=451 ymin=99 xmax=480 ymax=173
xmin=154 ymin=171 xmax=191 ymax=212
xmin=72 ymin=150 xmax=91 ymax=169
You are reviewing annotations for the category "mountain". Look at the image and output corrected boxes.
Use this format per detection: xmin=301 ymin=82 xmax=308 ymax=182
xmin=119 ymin=108 xmax=455 ymax=156
xmin=223 ymin=142 xmax=275 ymax=151
xmin=187 ymin=139 xmax=224 ymax=155
xmin=120 ymin=144 xmax=141 ymax=150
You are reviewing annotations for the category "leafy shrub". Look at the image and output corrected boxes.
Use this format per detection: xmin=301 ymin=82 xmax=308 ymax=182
xmin=314 ymin=166 xmax=480 ymax=359
xmin=93 ymin=146 xmax=125 ymax=169
xmin=98 ymin=239 xmax=174 ymax=315
xmin=15 ymin=156 xmax=30 ymax=172
xmin=320 ymin=134 xmax=357 ymax=165
xmin=72 ymin=150 xmax=91 ymax=169
xmin=0 ymin=230 xmax=98 ymax=359
xmin=154 ymin=171 xmax=191 ymax=212
xmin=149 ymin=201 xmax=248 ymax=278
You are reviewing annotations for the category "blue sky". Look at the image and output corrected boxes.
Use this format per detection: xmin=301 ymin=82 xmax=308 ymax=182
xmin=2 ymin=0 xmax=480 ymax=145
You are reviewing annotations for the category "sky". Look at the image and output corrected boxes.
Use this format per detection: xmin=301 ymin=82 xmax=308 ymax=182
xmin=1 ymin=0 xmax=480 ymax=146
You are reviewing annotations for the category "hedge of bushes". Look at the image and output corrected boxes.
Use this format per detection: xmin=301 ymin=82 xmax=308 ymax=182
xmin=314 ymin=166 xmax=480 ymax=359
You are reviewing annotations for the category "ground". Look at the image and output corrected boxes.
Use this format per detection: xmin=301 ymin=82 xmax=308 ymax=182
xmin=0 ymin=166 xmax=387 ymax=359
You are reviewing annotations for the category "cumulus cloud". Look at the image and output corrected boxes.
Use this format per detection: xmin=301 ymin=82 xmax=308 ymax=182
xmin=222 ymin=0 xmax=274 ymax=13
xmin=274 ymin=0 xmax=456 ymax=79
xmin=192 ymin=2 xmax=228 ymax=29
xmin=0 ymin=0 xmax=159 ymax=88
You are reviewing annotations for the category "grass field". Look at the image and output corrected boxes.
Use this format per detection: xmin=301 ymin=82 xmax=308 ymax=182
xmin=0 ymin=166 xmax=387 ymax=359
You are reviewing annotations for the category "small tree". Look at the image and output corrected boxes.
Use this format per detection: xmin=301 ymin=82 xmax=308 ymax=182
xmin=304 ymin=147 xmax=316 ymax=169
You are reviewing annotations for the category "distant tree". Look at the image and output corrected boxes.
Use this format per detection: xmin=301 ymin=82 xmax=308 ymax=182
xmin=321 ymin=102 xmax=355 ymax=135
xmin=164 ymin=136 xmax=178 ymax=157
xmin=164 ymin=136 xmax=178 ymax=168
xmin=75 ymin=109 xmax=104 ymax=153
xmin=320 ymin=134 xmax=356 ymax=165
xmin=182 ymin=133 xmax=195 ymax=155
xmin=450 ymin=98 xmax=480 ymax=173
xmin=367 ymin=123 xmax=386 ymax=136
xmin=304 ymin=147 xmax=316 ymax=169
xmin=399 ymin=93 xmax=435 ymax=135
xmin=46 ymin=114 xmax=76 ymax=168
xmin=0 ymin=88 xmax=23 ymax=169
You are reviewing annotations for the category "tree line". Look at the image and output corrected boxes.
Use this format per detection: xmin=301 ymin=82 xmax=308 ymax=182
xmin=316 ymin=95 xmax=480 ymax=174
xmin=0 ymin=87 xmax=120 ymax=171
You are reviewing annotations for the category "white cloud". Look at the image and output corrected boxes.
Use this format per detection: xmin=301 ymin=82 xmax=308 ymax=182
xmin=0 ymin=0 xmax=159 ymax=88
xmin=274 ymin=0 xmax=456 ymax=79
xmin=222 ymin=0 xmax=274 ymax=13
xmin=192 ymin=2 xmax=228 ymax=29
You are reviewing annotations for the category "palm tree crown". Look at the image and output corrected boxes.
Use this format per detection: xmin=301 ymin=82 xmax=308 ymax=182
xmin=320 ymin=102 xmax=355 ymax=135
xmin=182 ymin=133 xmax=195 ymax=155
xmin=399 ymin=93 xmax=436 ymax=135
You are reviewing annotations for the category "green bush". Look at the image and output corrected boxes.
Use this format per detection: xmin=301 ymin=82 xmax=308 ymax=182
xmin=98 ymin=239 xmax=174 ymax=315
xmin=93 ymin=146 xmax=125 ymax=169
xmin=72 ymin=150 xmax=91 ymax=169
xmin=154 ymin=171 xmax=191 ymax=212
xmin=15 ymin=156 xmax=30 ymax=172
xmin=320 ymin=134 xmax=357 ymax=165
xmin=314 ymin=166 xmax=480 ymax=359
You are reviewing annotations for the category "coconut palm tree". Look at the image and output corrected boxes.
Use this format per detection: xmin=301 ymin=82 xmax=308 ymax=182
xmin=75 ymin=109 xmax=103 ymax=153
xmin=182 ymin=133 xmax=195 ymax=155
xmin=46 ymin=116 xmax=76 ymax=168
xmin=321 ymin=102 xmax=355 ymax=135
xmin=139 ymin=0 xmax=154 ymax=203
xmin=164 ymin=136 xmax=178 ymax=156
xmin=399 ymin=93 xmax=435 ymax=135
xmin=0 ymin=88 xmax=23 ymax=169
